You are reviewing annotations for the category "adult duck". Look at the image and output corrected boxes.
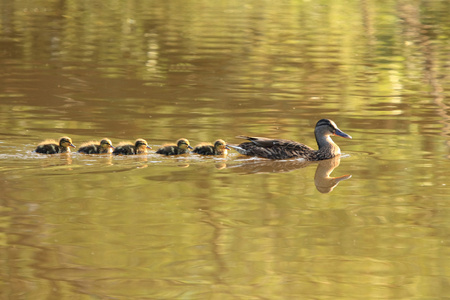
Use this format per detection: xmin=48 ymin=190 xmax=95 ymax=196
xmin=156 ymin=138 xmax=193 ymax=156
xmin=228 ymin=119 xmax=351 ymax=160
xmin=78 ymin=138 xmax=114 ymax=154
xmin=112 ymin=138 xmax=151 ymax=155
xmin=193 ymin=139 xmax=230 ymax=155
xmin=34 ymin=136 xmax=76 ymax=154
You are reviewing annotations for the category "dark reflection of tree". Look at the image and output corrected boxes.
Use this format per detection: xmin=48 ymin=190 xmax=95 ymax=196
xmin=191 ymin=167 xmax=238 ymax=299
xmin=190 ymin=156 xmax=351 ymax=297
xmin=397 ymin=2 xmax=450 ymax=157
xmin=227 ymin=156 xmax=351 ymax=194
xmin=1 ymin=197 xmax=67 ymax=299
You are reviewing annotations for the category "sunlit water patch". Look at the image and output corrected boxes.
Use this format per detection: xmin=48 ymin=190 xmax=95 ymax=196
xmin=1 ymin=0 xmax=450 ymax=299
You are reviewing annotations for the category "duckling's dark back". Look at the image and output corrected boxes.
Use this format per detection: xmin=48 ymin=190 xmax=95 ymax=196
xmin=35 ymin=138 xmax=74 ymax=154
xmin=113 ymin=143 xmax=136 ymax=155
xmin=192 ymin=144 xmax=216 ymax=155
xmin=78 ymin=143 xmax=102 ymax=154
xmin=156 ymin=145 xmax=182 ymax=156
xmin=79 ymin=140 xmax=114 ymax=154
xmin=35 ymin=141 xmax=60 ymax=154
xmin=156 ymin=138 xmax=192 ymax=156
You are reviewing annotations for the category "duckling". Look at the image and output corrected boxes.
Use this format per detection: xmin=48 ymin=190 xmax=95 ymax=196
xmin=112 ymin=138 xmax=151 ymax=155
xmin=34 ymin=136 xmax=76 ymax=154
xmin=156 ymin=138 xmax=193 ymax=156
xmin=228 ymin=119 xmax=352 ymax=160
xmin=78 ymin=138 xmax=114 ymax=154
xmin=193 ymin=139 xmax=230 ymax=155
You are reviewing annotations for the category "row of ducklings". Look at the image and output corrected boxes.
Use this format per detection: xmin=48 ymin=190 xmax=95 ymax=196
xmin=34 ymin=137 xmax=230 ymax=156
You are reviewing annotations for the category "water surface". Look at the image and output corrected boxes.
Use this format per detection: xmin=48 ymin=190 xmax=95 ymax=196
xmin=1 ymin=0 xmax=450 ymax=299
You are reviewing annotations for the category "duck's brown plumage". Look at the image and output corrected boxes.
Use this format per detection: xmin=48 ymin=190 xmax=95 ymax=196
xmin=112 ymin=138 xmax=151 ymax=155
xmin=78 ymin=138 xmax=114 ymax=154
xmin=156 ymin=138 xmax=193 ymax=156
xmin=228 ymin=119 xmax=351 ymax=160
xmin=35 ymin=136 xmax=76 ymax=154
xmin=193 ymin=139 xmax=230 ymax=155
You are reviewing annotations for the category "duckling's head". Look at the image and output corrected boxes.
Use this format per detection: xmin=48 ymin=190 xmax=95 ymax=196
xmin=135 ymin=138 xmax=151 ymax=149
xmin=214 ymin=139 xmax=230 ymax=150
xmin=100 ymin=138 xmax=114 ymax=149
xmin=315 ymin=119 xmax=352 ymax=139
xmin=177 ymin=138 xmax=193 ymax=150
xmin=59 ymin=136 xmax=76 ymax=148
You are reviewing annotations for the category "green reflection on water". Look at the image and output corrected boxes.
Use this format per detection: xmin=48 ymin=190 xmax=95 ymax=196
xmin=1 ymin=0 xmax=450 ymax=299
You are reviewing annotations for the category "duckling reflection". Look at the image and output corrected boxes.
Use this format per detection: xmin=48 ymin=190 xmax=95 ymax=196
xmin=38 ymin=152 xmax=73 ymax=167
xmin=227 ymin=156 xmax=351 ymax=193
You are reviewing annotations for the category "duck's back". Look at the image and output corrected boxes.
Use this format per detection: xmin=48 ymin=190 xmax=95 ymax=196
xmin=113 ymin=143 xmax=135 ymax=155
xmin=192 ymin=144 xmax=215 ymax=155
xmin=156 ymin=145 xmax=181 ymax=156
xmin=78 ymin=142 xmax=101 ymax=154
xmin=238 ymin=137 xmax=315 ymax=160
xmin=35 ymin=140 xmax=61 ymax=154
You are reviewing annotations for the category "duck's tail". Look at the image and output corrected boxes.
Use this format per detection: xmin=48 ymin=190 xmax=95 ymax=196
xmin=227 ymin=144 xmax=249 ymax=155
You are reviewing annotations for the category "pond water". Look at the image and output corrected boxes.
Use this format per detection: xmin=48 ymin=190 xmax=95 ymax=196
xmin=1 ymin=0 xmax=450 ymax=299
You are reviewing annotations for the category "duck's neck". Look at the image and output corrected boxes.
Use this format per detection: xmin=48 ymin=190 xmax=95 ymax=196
xmin=315 ymin=134 xmax=340 ymax=157
xmin=136 ymin=146 xmax=147 ymax=154
xmin=215 ymin=147 xmax=226 ymax=155
xmin=59 ymin=146 xmax=70 ymax=153
xmin=100 ymin=146 xmax=111 ymax=154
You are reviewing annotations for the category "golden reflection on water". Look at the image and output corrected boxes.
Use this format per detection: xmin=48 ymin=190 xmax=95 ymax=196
xmin=1 ymin=0 xmax=450 ymax=299
xmin=227 ymin=156 xmax=351 ymax=193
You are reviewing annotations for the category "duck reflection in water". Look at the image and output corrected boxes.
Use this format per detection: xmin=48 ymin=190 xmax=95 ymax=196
xmin=314 ymin=156 xmax=351 ymax=193
xmin=227 ymin=156 xmax=351 ymax=193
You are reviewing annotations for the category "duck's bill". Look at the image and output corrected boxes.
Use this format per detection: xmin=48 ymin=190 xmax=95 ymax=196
xmin=335 ymin=129 xmax=352 ymax=139
xmin=70 ymin=143 xmax=76 ymax=148
xmin=146 ymin=145 xmax=152 ymax=149
xmin=110 ymin=145 xmax=115 ymax=149
xmin=188 ymin=145 xmax=194 ymax=149
xmin=225 ymin=145 xmax=231 ymax=150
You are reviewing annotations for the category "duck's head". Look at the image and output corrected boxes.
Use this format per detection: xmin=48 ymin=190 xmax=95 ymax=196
xmin=135 ymin=139 xmax=152 ymax=149
xmin=59 ymin=136 xmax=76 ymax=148
xmin=214 ymin=139 xmax=230 ymax=150
xmin=100 ymin=138 xmax=114 ymax=149
xmin=315 ymin=119 xmax=352 ymax=139
xmin=177 ymin=138 xmax=193 ymax=150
